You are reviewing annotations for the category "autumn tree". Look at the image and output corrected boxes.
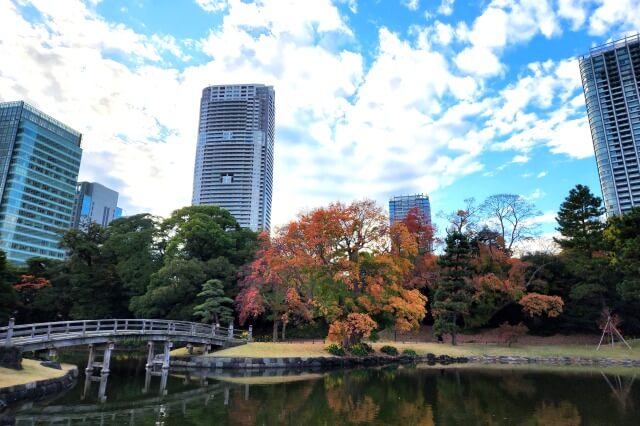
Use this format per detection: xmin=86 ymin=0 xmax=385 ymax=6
xmin=237 ymin=199 xmax=427 ymax=347
xmin=480 ymin=194 xmax=541 ymax=255
xmin=439 ymin=197 xmax=479 ymax=236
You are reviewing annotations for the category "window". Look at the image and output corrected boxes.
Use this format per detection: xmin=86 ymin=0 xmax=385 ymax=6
xmin=221 ymin=173 xmax=234 ymax=184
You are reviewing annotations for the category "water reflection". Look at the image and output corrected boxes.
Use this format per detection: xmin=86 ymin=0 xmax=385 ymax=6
xmin=7 ymin=361 xmax=640 ymax=426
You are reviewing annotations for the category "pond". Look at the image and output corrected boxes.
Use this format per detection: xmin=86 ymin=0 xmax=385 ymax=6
xmin=7 ymin=357 xmax=640 ymax=425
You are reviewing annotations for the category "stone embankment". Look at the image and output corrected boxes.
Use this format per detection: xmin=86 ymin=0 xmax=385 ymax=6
xmin=467 ymin=355 xmax=640 ymax=367
xmin=0 ymin=366 xmax=78 ymax=412
xmin=172 ymin=352 xmax=640 ymax=369
xmin=172 ymin=353 xmax=470 ymax=369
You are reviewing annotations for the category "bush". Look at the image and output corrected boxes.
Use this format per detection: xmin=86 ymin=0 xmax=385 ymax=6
xmin=380 ymin=345 xmax=399 ymax=356
xmin=402 ymin=349 xmax=418 ymax=357
xmin=350 ymin=342 xmax=374 ymax=357
xmin=498 ymin=322 xmax=529 ymax=347
xmin=326 ymin=343 xmax=345 ymax=356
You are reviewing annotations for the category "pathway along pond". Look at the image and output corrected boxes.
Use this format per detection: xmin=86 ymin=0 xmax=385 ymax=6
xmin=4 ymin=356 xmax=640 ymax=425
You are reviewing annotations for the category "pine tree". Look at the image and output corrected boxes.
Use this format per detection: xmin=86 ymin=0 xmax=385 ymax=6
xmin=193 ymin=279 xmax=234 ymax=325
xmin=555 ymin=184 xmax=605 ymax=254
xmin=433 ymin=232 xmax=475 ymax=345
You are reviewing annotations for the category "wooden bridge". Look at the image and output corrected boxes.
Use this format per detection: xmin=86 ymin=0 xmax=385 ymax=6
xmin=1 ymin=318 xmax=251 ymax=372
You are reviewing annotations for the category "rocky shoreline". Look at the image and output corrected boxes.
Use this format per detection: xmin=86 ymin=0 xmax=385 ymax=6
xmin=171 ymin=353 xmax=640 ymax=369
xmin=0 ymin=366 xmax=78 ymax=413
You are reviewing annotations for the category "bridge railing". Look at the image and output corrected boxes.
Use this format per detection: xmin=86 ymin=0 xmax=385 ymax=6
xmin=1 ymin=318 xmax=250 ymax=346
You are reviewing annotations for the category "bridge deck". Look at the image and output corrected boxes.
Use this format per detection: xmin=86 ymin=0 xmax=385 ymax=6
xmin=1 ymin=319 xmax=250 ymax=351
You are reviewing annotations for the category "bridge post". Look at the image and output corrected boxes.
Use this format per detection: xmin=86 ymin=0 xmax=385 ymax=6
xmin=145 ymin=341 xmax=155 ymax=369
xmin=162 ymin=341 xmax=172 ymax=369
xmin=101 ymin=342 xmax=114 ymax=375
xmin=4 ymin=317 xmax=14 ymax=346
xmin=248 ymin=325 xmax=253 ymax=342
xmin=210 ymin=324 xmax=216 ymax=337
xmin=98 ymin=373 xmax=108 ymax=403
xmin=86 ymin=344 xmax=96 ymax=373
xmin=47 ymin=348 xmax=57 ymax=360
xmin=159 ymin=369 xmax=168 ymax=396
xmin=228 ymin=323 xmax=234 ymax=339
xmin=204 ymin=344 xmax=211 ymax=355
xmin=187 ymin=344 xmax=193 ymax=355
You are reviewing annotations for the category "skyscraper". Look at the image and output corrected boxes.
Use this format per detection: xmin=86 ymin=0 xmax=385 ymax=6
xmin=579 ymin=34 xmax=640 ymax=216
xmin=0 ymin=101 xmax=82 ymax=264
xmin=389 ymin=193 xmax=432 ymax=225
xmin=192 ymin=84 xmax=275 ymax=231
xmin=71 ymin=181 xmax=122 ymax=230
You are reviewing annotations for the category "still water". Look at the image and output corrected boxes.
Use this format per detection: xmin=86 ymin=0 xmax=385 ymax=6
xmin=8 ymin=357 xmax=640 ymax=425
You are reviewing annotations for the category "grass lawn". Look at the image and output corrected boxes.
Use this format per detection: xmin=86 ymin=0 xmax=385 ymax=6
xmin=179 ymin=339 xmax=640 ymax=360
xmin=0 ymin=359 xmax=74 ymax=388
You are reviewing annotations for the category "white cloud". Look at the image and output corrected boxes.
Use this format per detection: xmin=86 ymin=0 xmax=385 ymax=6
xmin=537 ymin=171 xmax=548 ymax=178
xmin=512 ymin=154 xmax=530 ymax=163
xmin=437 ymin=0 xmax=455 ymax=15
xmin=455 ymin=46 xmax=503 ymax=77
xmin=194 ymin=0 xmax=228 ymax=13
xmin=402 ymin=0 xmax=420 ymax=11
xmin=589 ymin=0 xmax=640 ymax=35
xmin=527 ymin=188 xmax=546 ymax=200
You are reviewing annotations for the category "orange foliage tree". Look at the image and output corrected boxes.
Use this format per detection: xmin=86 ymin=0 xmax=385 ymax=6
xmin=236 ymin=199 xmax=428 ymax=347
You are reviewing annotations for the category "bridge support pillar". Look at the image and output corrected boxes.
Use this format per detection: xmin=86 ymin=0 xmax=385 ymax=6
xmin=47 ymin=348 xmax=57 ymax=360
xmin=162 ymin=341 xmax=172 ymax=369
xmin=101 ymin=343 xmax=114 ymax=375
xmin=86 ymin=344 xmax=96 ymax=373
xmin=187 ymin=343 xmax=193 ymax=355
xmin=204 ymin=344 xmax=211 ymax=355
xmin=145 ymin=341 xmax=155 ymax=369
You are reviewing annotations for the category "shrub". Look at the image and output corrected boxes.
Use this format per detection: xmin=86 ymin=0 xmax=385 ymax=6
xmin=380 ymin=345 xmax=399 ymax=356
xmin=326 ymin=343 xmax=345 ymax=356
xmin=350 ymin=342 xmax=374 ymax=357
xmin=498 ymin=322 xmax=529 ymax=347
xmin=402 ymin=349 xmax=418 ymax=357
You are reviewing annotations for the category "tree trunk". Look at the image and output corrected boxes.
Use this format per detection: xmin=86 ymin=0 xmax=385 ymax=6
xmin=272 ymin=320 xmax=279 ymax=342
xmin=281 ymin=321 xmax=287 ymax=341
xmin=214 ymin=313 xmax=219 ymax=325
xmin=451 ymin=331 xmax=457 ymax=346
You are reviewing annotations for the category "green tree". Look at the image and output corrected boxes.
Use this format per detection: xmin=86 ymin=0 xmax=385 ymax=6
xmin=193 ymin=279 xmax=234 ymax=325
xmin=555 ymin=184 xmax=605 ymax=254
xmin=433 ymin=232 xmax=475 ymax=345
xmin=554 ymin=185 xmax=615 ymax=332
xmin=102 ymin=214 xmax=162 ymax=306
xmin=603 ymin=208 xmax=640 ymax=332
xmin=60 ymin=223 xmax=126 ymax=319
xmin=132 ymin=206 xmax=258 ymax=320
xmin=0 ymin=250 xmax=16 ymax=322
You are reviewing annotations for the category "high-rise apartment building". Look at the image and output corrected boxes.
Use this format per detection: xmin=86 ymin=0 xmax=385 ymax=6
xmin=71 ymin=181 xmax=122 ymax=230
xmin=192 ymin=84 xmax=275 ymax=231
xmin=0 ymin=101 xmax=82 ymax=264
xmin=579 ymin=34 xmax=640 ymax=216
xmin=389 ymin=193 xmax=432 ymax=225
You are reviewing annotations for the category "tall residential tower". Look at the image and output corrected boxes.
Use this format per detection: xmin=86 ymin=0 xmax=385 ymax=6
xmin=0 ymin=101 xmax=82 ymax=264
xmin=579 ymin=35 xmax=640 ymax=216
xmin=192 ymin=84 xmax=275 ymax=231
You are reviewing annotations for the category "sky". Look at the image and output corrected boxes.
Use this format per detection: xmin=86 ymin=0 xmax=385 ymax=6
xmin=1 ymin=0 xmax=639 ymax=242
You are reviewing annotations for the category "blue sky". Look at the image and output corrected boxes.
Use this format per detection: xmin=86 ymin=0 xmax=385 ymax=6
xmin=1 ymin=0 xmax=639 ymax=246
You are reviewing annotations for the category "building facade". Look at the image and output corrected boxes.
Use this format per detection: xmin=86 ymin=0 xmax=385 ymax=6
xmin=389 ymin=193 xmax=432 ymax=225
xmin=579 ymin=34 xmax=640 ymax=216
xmin=71 ymin=181 xmax=122 ymax=230
xmin=192 ymin=84 xmax=275 ymax=231
xmin=0 ymin=101 xmax=82 ymax=264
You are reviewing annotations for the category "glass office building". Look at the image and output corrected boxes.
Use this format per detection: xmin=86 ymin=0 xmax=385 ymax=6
xmin=192 ymin=84 xmax=275 ymax=231
xmin=579 ymin=35 xmax=640 ymax=216
xmin=71 ymin=181 xmax=122 ymax=230
xmin=0 ymin=101 xmax=82 ymax=264
xmin=389 ymin=193 xmax=432 ymax=225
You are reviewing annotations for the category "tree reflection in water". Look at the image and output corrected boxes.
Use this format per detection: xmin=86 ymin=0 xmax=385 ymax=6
xmin=11 ymin=363 xmax=640 ymax=426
